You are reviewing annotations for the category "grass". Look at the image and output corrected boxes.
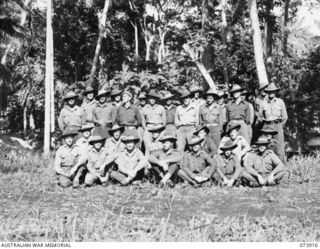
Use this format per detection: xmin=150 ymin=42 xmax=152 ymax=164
xmin=0 ymin=150 xmax=320 ymax=242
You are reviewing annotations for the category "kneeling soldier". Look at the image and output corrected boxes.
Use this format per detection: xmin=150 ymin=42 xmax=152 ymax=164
xmin=242 ymin=137 xmax=287 ymax=187
xmin=148 ymin=134 xmax=182 ymax=187
xmin=145 ymin=124 xmax=165 ymax=157
xmin=178 ymin=136 xmax=217 ymax=187
xmin=110 ymin=130 xmax=148 ymax=185
xmin=193 ymin=125 xmax=217 ymax=157
xmin=215 ymin=139 xmax=242 ymax=187
xmin=104 ymin=124 xmax=126 ymax=154
xmin=54 ymin=129 xmax=86 ymax=188
xmin=76 ymin=123 xmax=95 ymax=153
xmin=259 ymin=127 xmax=283 ymax=163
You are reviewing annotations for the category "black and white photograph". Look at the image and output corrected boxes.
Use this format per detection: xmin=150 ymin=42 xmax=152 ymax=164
xmin=1 ymin=0 xmax=320 ymax=244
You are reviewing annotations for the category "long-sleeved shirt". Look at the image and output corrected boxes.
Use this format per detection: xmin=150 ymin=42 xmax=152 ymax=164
xmin=75 ymin=137 xmax=91 ymax=154
xmin=181 ymin=150 xmax=217 ymax=178
xmin=86 ymin=147 xmax=109 ymax=173
xmin=81 ymin=99 xmax=96 ymax=124
xmin=58 ymin=105 xmax=85 ymax=131
xmin=165 ymin=105 xmax=177 ymax=124
xmin=92 ymin=102 xmax=116 ymax=126
xmin=54 ymin=144 xmax=82 ymax=174
xmin=245 ymin=150 xmax=284 ymax=175
xmin=226 ymin=98 xmax=251 ymax=124
xmin=260 ymin=97 xmax=288 ymax=124
xmin=219 ymin=135 xmax=250 ymax=160
xmin=215 ymin=153 xmax=241 ymax=180
xmin=199 ymin=103 xmax=223 ymax=129
xmin=175 ymin=103 xmax=199 ymax=127
xmin=143 ymin=104 xmax=166 ymax=125
xmin=149 ymin=149 xmax=183 ymax=166
xmin=104 ymin=137 xmax=125 ymax=154
xmin=116 ymin=104 xmax=142 ymax=127
xmin=115 ymin=148 xmax=148 ymax=175
xmin=201 ymin=136 xmax=218 ymax=157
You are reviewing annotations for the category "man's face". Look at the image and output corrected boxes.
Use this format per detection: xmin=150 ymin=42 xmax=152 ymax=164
xmin=224 ymin=150 xmax=232 ymax=158
xmin=197 ymin=129 xmax=206 ymax=139
xmin=122 ymin=94 xmax=131 ymax=103
xmin=163 ymin=140 xmax=172 ymax=151
xmin=94 ymin=141 xmax=103 ymax=150
xmin=218 ymin=98 xmax=224 ymax=105
xmin=232 ymin=91 xmax=241 ymax=99
xmin=140 ymin=99 xmax=146 ymax=106
xmin=67 ymin=99 xmax=75 ymax=106
xmin=149 ymin=98 xmax=156 ymax=105
xmin=166 ymin=99 xmax=172 ymax=105
xmin=113 ymin=130 xmax=121 ymax=140
xmin=65 ymin=136 xmax=74 ymax=146
xmin=206 ymin=95 xmax=214 ymax=105
xmin=99 ymin=96 xmax=106 ymax=104
xmin=229 ymin=129 xmax=238 ymax=140
xmin=83 ymin=130 xmax=91 ymax=139
xmin=269 ymin=92 xmax=275 ymax=99
xmin=115 ymin=95 xmax=121 ymax=102
xmin=260 ymin=90 xmax=267 ymax=97
xmin=192 ymin=144 xmax=200 ymax=153
xmin=125 ymin=141 xmax=135 ymax=151
xmin=183 ymin=97 xmax=190 ymax=106
xmin=152 ymin=131 xmax=160 ymax=140
xmin=87 ymin=93 xmax=94 ymax=101
xmin=258 ymin=145 xmax=267 ymax=153
xmin=194 ymin=92 xmax=200 ymax=99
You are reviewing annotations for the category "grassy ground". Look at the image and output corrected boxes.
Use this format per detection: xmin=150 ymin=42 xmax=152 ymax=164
xmin=1 ymin=149 xmax=320 ymax=242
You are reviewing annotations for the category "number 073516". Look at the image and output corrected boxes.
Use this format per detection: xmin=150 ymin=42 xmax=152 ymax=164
xmin=299 ymin=243 xmax=318 ymax=247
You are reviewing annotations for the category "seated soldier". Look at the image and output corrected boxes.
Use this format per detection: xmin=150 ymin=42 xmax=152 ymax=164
xmin=148 ymin=134 xmax=183 ymax=187
xmin=110 ymin=130 xmax=148 ymax=185
xmin=178 ymin=136 xmax=217 ymax=187
xmin=84 ymin=135 xmax=117 ymax=187
xmin=104 ymin=124 xmax=126 ymax=154
xmin=145 ymin=124 xmax=165 ymax=157
xmin=242 ymin=137 xmax=288 ymax=187
xmin=54 ymin=129 xmax=87 ymax=188
xmin=219 ymin=123 xmax=251 ymax=162
xmin=193 ymin=125 xmax=218 ymax=157
xmin=76 ymin=123 xmax=95 ymax=153
xmin=259 ymin=127 xmax=283 ymax=163
xmin=215 ymin=139 xmax=242 ymax=187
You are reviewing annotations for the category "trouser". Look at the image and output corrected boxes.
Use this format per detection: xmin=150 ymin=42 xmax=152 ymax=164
xmin=207 ymin=125 xmax=221 ymax=148
xmin=247 ymin=124 xmax=253 ymax=144
xmin=230 ymin=120 xmax=250 ymax=144
xmin=177 ymin=167 xmax=215 ymax=186
xmin=263 ymin=122 xmax=286 ymax=163
xmin=57 ymin=166 xmax=86 ymax=188
xmin=85 ymin=172 xmax=109 ymax=186
xmin=165 ymin=124 xmax=177 ymax=135
xmin=93 ymin=123 xmax=112 ymax=139
xmin=177 ymin=125 xmax=196 ymax=152
xmin=150 ymin=163 xmax=179 ymax=181
xmin=110 ymin=168 xmax=145 ymax=185
xmin=213 ymin=169 xmax=243 ymax=186
xmin=241 ymin=170 xmax=288 ymax=187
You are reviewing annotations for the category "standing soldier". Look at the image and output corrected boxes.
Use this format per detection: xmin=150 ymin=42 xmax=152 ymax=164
xmin=81 ymin=86 xmax=96 ymax=125
xmin=242 ymin=137 xmax=287 ymax=187
xmin=193 ymin=125 xmax=218 ymax=157
xmin=111 ymin=88 xmax=123 ymax=108
xmin=260 ymin=83 xmax=288 ymax=163
xmin=215 ymin=139 xmax=242 ymax=187
xmin=241 ymin=90 xmax=255 ymax=143
xmin=104 ymin=124 xmax=126 ymax=154
xmin=217 ymin=90 xmax=228 ymax=133
xmin=226 ymin=84 xmax=251 ymax=143
xmin=253 ymin=85 xmax=268 ymax=141
xmin=58 ymin=91 xmax=85 ymax=132
xmin=162 ymin=92 xmax=177 ymax=135
xmin=199 ymin=88 xmax=224 ymax=147
xmin=54 ymin=129 xmax=87 ymax=188
xmin=178 ymin=136 xmax=217 ymax=187
xmin=92 ymin=90 xmax=117 ymax=139
xmin=142 ymin=90 xmax=166 ymax=149
xmin=137 ymin=92 xmax=148 ymax=142
xmin=190 ymin=85 xmax=206 ymax=110
xmin=76 ymin=123 xmax=95 ymax=153
xmin=175 ymin=90 xmax=199 ymax=152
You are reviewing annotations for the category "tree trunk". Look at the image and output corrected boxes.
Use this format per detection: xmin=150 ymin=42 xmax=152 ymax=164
xmin=221 ymin=0 xmax=229 ymax=86
xmin=145 ymin=35 xmax=154 ymax=61
xmin=44 ymin=0 xmax=54 ymax=154
xmin=157 ymin=28 xmax=166 ymax=64
xmin=88 ymin=0 xmax=110 ymax=85
xmin=265 ymin=0 xmax=273 ymax=59
xmin=282 ymin=0 xmax=290 ymax=56
xmin=134 ymin=21 xmax=139 ymax=57
xmin=248 ymin=0 xmax=269 ymax=88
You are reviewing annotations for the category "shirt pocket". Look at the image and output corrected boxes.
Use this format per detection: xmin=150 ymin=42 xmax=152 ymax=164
xmin=271 ymin=105 xmax=282 ymax=118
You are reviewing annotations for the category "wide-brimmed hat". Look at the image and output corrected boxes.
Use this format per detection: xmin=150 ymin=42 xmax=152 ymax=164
xmin=159 ymin=134 xmax=177 ymax=143
xmin=204 ymin=88 xmax=219 ymax=98
xmin=264 ymin=83 xmax=280 ymax=92
xmin=96 ymin=89 xmax=109 ymax=99
xmin=217 ymin=91 xmax=228 ymax=98
xmin=258 ymin=84 xmax=268 ymax=91
xmin=148 ymin=124 xmax=165 ymax=133
xmin=110 ymin=89 xmax=123 ymax=97
xmin=61 ymin=129 xmax=78 ymax=138
xmin=138 ymin=92 xmax=147 ymax=99
xmin=121 ymin=130 xmax=140 ymax=143
xmin=161 ymin=92 xmax=175 ymax=100
xmin=220 ymin=139 xmax=237 ymax=151
xmin=190 ymin=86 xmax=203 ymax=93
xmin=229 ymin=84 xmax=243 ymax=93
xmin=193 ymin=125 xmax=210 ymax=135
xmin=147 ymin=90 xmax=159 ymax=99
xmin=63 ymin=91 xmax=78 ymax=100
xmin=83 ymin=86 xmax=95 ymax=95
xmin=255 ymin=137 xmax=271 ymax=145
xmin=260 ymin=127 xmax=278 ymax=135
xmin=226 ymin=123 xmax=241 ymax=134
xmin=89 ymin=135 xmax=106 ymax=145
xmin=122 ymin=90 xmax=133 ymax=99
xmin=79 ymin=123 xmax=95 ymax=132
xmin=188 ymin=136 xmax=204 ymax=146
xmin=180 ymin=90 xmax=192 ymax=99
xmin=108 ymin=124 xmax=125 ymax=135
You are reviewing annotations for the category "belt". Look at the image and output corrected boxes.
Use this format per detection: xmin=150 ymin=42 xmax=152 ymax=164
xmin=146 ymin=123 xmax=162 ymax=127
xmin=206 ymin=123 xmax=218 ymax=127
xmin=124 ymin=125 xmax=137 ymax=129
xmin=265 ymin=120 xmax=281 ymax=124
xmin=179 ymin=124 xmax=196 ymax=127
xmin=95 ymin=122 xmax=112 ymax=128
xmin=231 ymin=118 xmax=244 ymax=121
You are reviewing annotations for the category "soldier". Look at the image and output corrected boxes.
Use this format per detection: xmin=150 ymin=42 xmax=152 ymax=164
xmin=92 ymin=90 xmax=117 ymax=139
xmin=149 ymin=134 xmax=183 ymax=187
xmin=252 ymin=85 xmax=268 ymax=142
xmin=111 ymin=88 xmax=123 ymax=108
xmin=242 ymin=137 xmax=287 ymax=187
xmin=110 ymin=130 xmax=148 ymax=185
xmin=54 ymin=129 xmax=86 ymax=188
xmin=259 ymin=127 xmax=283 ymax=162
xmin=260 ymin=83 xmax=288 ymax=163
xmin=178 ymin=136 xmax=217 ymax=187
xmin=217 ymin=90 xmax=228 ymax=132
xmin=145 ymin=124 xmax=166 ymax=157
xmin=226 ymin=84 xmax=251 ymax=143
xmin=142 ymin=90 xmax=166 ymax=149
xmin=76 ymin=123 xmax=95 ymax=153
xmin=137 ymin=92 xmax=148 ymax=140
xmin=241 ymin=90 xmax=255 ymax=143
xmin=199 ymin=88 xmax=224 ymax=147
xmin=58 ymin=91 xmax=85 ymax=132
xmin=193 ymin=125 xmax=218 ymax=156
xmin=84 ymin=135 xmax=117 ymax=187
xmin=219 ymin=123 xmax=251 ymax=161
xmin=81 ymin=86 xmax=96 ymax=125
xmin=104 ymin=124 xmax=126 ymax=154
xmin=190 ymin=85 xmax=206 ymax=110
xmin=162 ymin=92 xmax=177 ymax=135
xmin=215 ymin=139 xmax=242 ymax=187
xmin=115 ymin=90 xmax=142 ymax=129
xmin=175 ymin=90 xmax=199 ymax=152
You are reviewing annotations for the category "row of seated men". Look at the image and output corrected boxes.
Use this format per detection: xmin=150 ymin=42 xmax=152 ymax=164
xmin=54 ymin=120 xmax=288 ymax=188
xmin=58 ymin=83 xmax=288 ymax=168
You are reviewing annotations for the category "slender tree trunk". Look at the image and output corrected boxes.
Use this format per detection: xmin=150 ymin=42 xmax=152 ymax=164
xmin=248 ymin=0 xmax=269 ymax=88
xmin=157 ymin=28 xmax=166 ymax=64
xmin=134 ymin=21 xmax=139 ymax=57
xmin=265 ymin=0 xmax=273 ymax=59
xmin=1 ymin=44 xmax=12 ymax=65
xmin=22 ymin=87 xmax=30 ymax=135
xmin=282 ymin=0 xmax=290 ymax=56
xmin=88 ymin=0 xmax=110 ymax=85
xmin=221 ymin=0 xmax=229 ymax=86
xmin=145 ymin=35 xmax=154 ymax=61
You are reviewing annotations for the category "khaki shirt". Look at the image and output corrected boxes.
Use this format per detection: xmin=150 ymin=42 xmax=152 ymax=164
xmin=104 ymin=137 xmax=125 ymax=154
xmin=58 ymin=106 xmax=85 ymax=131
xmin=75 ymin=137 xmax=91 ymax=155
xmin=115 ymin=148 xmax=148 ymax=175
xmin=81 ymin=99 xmax=96 ymax=123
xmin=219 ymin=135 xmax=250 ymax=160
xmin=54 ymin=144 xmax=81 ymax=174
xmin=86 ymin=147 xmax=109 ymax=172
xmin=199 ymin=103 xmax=223 ymax=129
xmin=149 ymin=149 xmax=183 ymax=165
xmin=175 ymin=103 xmax=199 ymax=127
xmin=215 ymin=153 xmax=241 ymax=178
xmin=165 ymin=105 xmax=177 ymax=124
xmin=260 ymin=98 xmax=288 ymax=124
xmin=143 ymin=104 xmax=166 ymax=125
xmin=226 ymin=99 xmax=251 ymax=124
xmin=92 ymin=102 xmax=116 ymax=126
